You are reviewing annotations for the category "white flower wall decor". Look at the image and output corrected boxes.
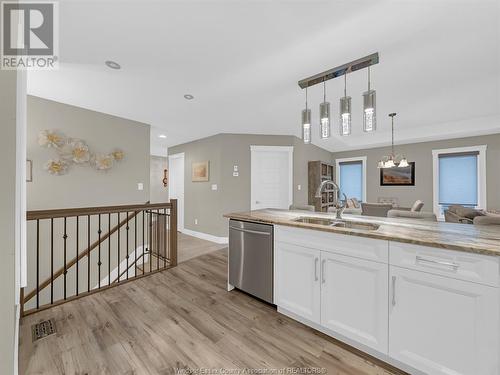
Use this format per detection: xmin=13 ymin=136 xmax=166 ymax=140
xmin=38 ymin=130 xmax=125 ymax=175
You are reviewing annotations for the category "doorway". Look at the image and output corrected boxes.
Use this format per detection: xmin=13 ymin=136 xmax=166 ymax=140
xmin=168 ymin=153 xmax=185 ymax=231
xmin=250 ymin=146 xmax=293 ymax=210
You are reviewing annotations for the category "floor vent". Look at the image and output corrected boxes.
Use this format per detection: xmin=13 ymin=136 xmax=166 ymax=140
xmin=32 ymin=319 xmax=56 ymax=342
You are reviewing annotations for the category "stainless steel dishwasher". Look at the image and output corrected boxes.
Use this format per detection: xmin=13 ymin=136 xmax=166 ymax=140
xmin=228 ymin=219 xmax=273 ymax=304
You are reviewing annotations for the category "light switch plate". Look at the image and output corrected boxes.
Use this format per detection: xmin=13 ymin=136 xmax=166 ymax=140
xmin=233 ymin=165 xmax=238 ymax=172
xmin=233 ymin=172 xmax=239 ymax=177
xmin=211 ymin=184 xmax=218 ymax=191
xmin=297 ymin=184 xmax=302 ymax=191
xmin=137 ymin=183 xmax=144 ymax=191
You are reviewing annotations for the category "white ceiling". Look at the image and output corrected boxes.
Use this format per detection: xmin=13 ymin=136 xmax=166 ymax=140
xmin=28 ymin=0 xmax=500 ymax=156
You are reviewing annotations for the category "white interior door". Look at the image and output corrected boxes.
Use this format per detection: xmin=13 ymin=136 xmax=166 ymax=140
xmin=251 ymin=146 xmax=293 ymax=210
xmin=168 ymin=153 xmax=185 ymax=231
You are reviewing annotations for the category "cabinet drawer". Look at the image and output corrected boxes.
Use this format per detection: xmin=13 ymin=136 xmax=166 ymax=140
xmin=389 ymin=242 xmax=499 ymax=287
xmin=275 ymin=225 xmax=388 ymax=263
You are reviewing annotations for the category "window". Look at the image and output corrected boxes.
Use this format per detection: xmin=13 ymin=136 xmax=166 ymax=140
xmin=336 ymin=157 xmax=366 ymax=202
xmin=432 ymin=146 xmax=487 ymax=219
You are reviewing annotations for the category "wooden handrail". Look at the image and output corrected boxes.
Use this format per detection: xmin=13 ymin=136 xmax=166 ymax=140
xmin=27 ymin=202 xmax=173 ymax=220
xmin=23 ymin=209 xmax=142 ymax=304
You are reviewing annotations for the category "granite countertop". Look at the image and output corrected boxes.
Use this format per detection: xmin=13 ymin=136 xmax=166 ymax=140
xmin=224 ymin=209 xmax=500 ymax=257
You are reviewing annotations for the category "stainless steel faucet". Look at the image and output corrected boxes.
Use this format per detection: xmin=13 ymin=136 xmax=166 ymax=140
xmin=315 ymin=180 xmax=347 ymax=219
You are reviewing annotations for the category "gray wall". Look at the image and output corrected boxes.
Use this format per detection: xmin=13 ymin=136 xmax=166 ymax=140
xmin=27 ymin=96 xmax=151 ymax=210
xmin=0 ymin=69 xmax=18 ymax=375
xmin=332 ymin=134 xmax=500 ymax=210
xmin=169 ymin=133 xmax=332 ymax=237
xmin=150 ymin=155 xmax=169 ymax=203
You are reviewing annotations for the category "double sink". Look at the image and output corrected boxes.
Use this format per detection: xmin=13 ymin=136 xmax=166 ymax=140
xmin=293 ymin=216 xmax=380 ymax=231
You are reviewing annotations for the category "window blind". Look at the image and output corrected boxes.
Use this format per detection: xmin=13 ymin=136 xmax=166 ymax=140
xmin=438 ymin=152 xmax=478 ymax=207
xmin=339 ymin=161 xmax=363 ymax=201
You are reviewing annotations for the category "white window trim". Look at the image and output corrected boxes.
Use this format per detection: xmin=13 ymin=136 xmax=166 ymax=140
xmin=335 ymin=156 xmax=367 ymax=202
xmin=432 ymin=145 xmax=487 ymax=220
xmin=250 ymin=145 xmax=294 ymax=210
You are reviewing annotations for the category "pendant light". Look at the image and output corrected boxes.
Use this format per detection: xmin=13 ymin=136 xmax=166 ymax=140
xmin=302 ymin=86 xmax=311 ymax=144
xmin=319 ymin=78 xmax=331 ymax=139
xmin=377 ymin=113 xmax=409 ymax=168
xmin=339 ymin=71 xmax=351 ymax=136
xmin=363 ymin=66 xmax=376 ymax=132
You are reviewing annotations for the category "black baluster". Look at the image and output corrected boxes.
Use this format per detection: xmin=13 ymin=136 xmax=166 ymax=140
xmin=117 ymin=212 xmax=120 ymax=283
xmin=36 ymin=219 xmax=40 ymax=309
xmin=156 ymin=210 xmax=159 ymax=271
xmin=50 ymin=218 xmax=54 ymax=304
xmin=126 ymin=212 xmax=130 ymax=280
xmin=149 ymin=209 xmax=152 ymax=273
xmin=164 ymin=208 xmax=167 ymax=269
xmin=63 ymin=217 xmax=67 ymax=300
xmin=76 ymin=216 xmax=79 ymax=297
xmin=108 ymin=213 xmax=111 ymax=286
xmin=98 ymin=214 xmax=102 ymax=289
xmin=142 ymin=210 xmax=145 ymax=276
xmin=134 ymin=212 xmax=137 ymax=278
xmin=87 ymin=215 xmax=90 ymax=292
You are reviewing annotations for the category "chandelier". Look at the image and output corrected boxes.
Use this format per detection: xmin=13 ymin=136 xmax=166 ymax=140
xmin=377 ymin=113 xmax=409 ymax=169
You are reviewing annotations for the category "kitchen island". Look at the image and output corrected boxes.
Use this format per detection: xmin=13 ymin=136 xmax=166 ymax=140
xmin=224 ymin=209 xmax=500 ymax=375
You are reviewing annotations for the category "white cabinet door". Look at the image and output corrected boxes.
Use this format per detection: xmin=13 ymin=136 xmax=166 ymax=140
xmin=320 ymin=251 xmax=388 ymax=353
xmin=275 ymin=242 xmax=321 ymax=324
xmin=389 ymin=266 xmax=499 ymax=375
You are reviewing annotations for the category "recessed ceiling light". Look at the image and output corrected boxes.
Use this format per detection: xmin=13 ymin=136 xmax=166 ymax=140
xmin=184 ymin=94 xmax=194 ymax=100
xmin=158 ymin=134 xmax=167 ymax=139
xmin=105 ymin=60 xmax=121 ymax=70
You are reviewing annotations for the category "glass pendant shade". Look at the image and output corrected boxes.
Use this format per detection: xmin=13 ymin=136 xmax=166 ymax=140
xmin=339 ymin=96 xmax=351 ymax=136
xmin=377 ymin=160 xmax=385 ymax=169
xmin=398 ymin=157 xmax=409 ymax=168
xmin=363 ymin=89 xmax=376 ymax=132
xmin=302 ymin=108 xmax=311 ymax=144
xmin=384 ymin=158 xmax=396 ymax=168
xmin=319 ymin=101 xmax=330 ymax=139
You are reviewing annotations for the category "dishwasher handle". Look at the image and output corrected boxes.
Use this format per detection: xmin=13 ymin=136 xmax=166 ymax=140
xmin=229 ymin=226 xmax=271 ymax=236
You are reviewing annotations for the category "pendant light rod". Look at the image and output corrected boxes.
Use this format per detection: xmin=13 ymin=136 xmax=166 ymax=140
xmin=389 ymin=112 xmax=397 ymax=155
xmin=298 ymin=52 xmax=379 ymax=89
xmin=368 ymin=66 xmax=371 ymax=91
xmin=323 ymin=78 xmax=326 ymax=101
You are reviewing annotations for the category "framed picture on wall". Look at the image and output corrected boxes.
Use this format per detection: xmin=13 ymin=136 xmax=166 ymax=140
xmin=192 ymin=161 xmax=209 ymax=182
xmin=380 ymin=162 xmax=415 ymax=186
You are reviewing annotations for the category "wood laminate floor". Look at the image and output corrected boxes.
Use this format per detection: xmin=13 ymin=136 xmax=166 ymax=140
xmin=19 ymin=249 xmax=406 ymax=375
xmin=177 ymin=232 xmax=227 ymax=263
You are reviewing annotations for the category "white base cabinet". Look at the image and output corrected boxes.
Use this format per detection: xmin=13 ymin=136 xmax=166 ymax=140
xmin=274 ymin=225 xmax=500 ymax=375
xmin=275 ymin=242 xmax=321 ymax=323
xmin=321 ymin=252 xmax=388 ymax=353
xmin=389 ymin=266 xmax=499 ymax=375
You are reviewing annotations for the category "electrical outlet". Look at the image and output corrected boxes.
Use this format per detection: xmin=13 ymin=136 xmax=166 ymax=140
xmin=137 ymin=182 xmax=144 ymax=191
xmin=297 ymin=184 xmax=302 ymax=191
xmin=211 ymin=184 xmax=218 ymax=191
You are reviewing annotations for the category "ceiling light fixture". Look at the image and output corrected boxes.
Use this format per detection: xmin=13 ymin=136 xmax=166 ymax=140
xmin=301 ymin=86 xmax=311 ymax=144
xmin=184 ymin=94 xmax=194 ymax=100
xmin=105 ymin=60 xmax=121 ymax=70
xmin=158 ymin=134 xmax=167 ymax=139
xmin=319 ymin=78 xmax=331 ymax=139
xmin=363 ymin=66 xmax=376 ymax=132
xmin=377 ymin=113 xmax=409 ymax=168
xmin=339 ymin=71 xmax=351 ymax=136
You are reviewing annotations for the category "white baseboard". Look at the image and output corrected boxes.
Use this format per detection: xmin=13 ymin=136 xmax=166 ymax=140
xmin=181 ymin=228 xmax=228 ymax=244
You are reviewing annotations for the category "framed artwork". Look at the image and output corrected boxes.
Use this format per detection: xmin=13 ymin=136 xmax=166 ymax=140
xmin=163 ymin=169 xmax=168 ymax=187
xmin=192 ymin=161 xmax=209 ymax=182
xmin=380 ymin=162 xmax=415 ymax=186
xmin=26 ymin=159 xmax=33 ymax=182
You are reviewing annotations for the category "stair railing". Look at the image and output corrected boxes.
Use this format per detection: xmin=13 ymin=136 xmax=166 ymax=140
xmin=22 ymin=200 xmax=177 ymax=316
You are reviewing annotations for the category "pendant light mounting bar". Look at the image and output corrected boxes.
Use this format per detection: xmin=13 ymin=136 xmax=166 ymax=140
xmin=298 ymin=52 xmax=379 ymax=89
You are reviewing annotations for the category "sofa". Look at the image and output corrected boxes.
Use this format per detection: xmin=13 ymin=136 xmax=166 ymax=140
xmin=387 ymin=210 xmax=437 ymax=221
xmin=444 ymin=205 xmax=485 ymax=224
